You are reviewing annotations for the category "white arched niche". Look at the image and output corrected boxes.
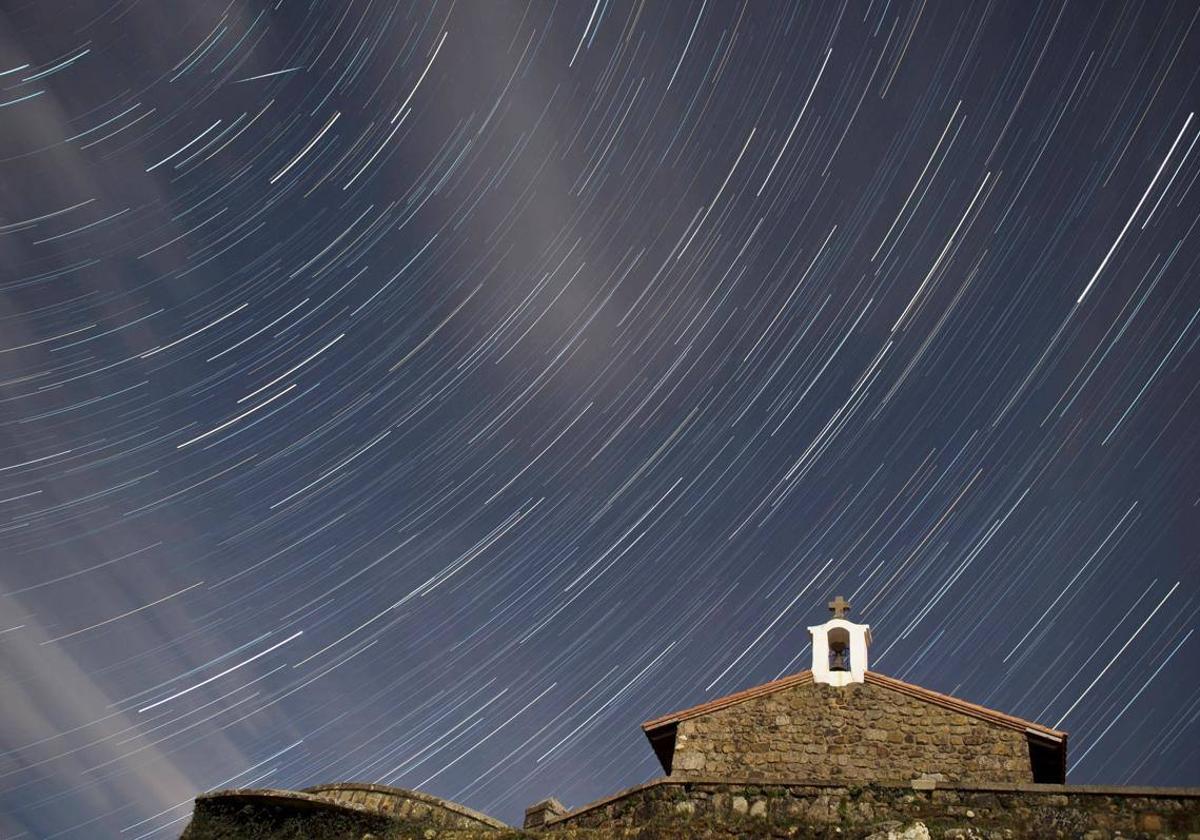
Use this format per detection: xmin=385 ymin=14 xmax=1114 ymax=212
xmin=807 ymin=616 xmax=871 ymax=686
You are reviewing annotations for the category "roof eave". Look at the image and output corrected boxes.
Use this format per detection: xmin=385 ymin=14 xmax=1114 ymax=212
xmin=642 ymin=722 xmax=677 ymax=774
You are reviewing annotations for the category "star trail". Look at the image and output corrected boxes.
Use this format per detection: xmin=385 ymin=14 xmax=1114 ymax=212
xmin=1 ymin=1 xmax=1198 ymax=836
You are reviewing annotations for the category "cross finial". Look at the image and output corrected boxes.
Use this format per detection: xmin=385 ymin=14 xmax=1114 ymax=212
xmin=828 ymin=595 xmax=851 ymax=618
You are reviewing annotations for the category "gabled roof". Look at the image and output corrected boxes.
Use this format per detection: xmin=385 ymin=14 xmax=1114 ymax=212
xmin=642 ymin=669 xmax=1065 ymax=739
xmin=641 ymin=669 xmax=1067 ymax=780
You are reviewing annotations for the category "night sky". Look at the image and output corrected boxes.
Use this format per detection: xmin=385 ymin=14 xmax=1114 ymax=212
xmin=1 ymin=1 xmax=1198 ymax=836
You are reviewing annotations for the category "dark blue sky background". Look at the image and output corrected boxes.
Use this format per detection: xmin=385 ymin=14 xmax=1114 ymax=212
xmin=1 ymin=1 xmax=1197 ymax=836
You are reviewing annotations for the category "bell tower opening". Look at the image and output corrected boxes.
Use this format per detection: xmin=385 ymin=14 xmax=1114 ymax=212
xmin=808 ymin=595 xmax=871 ymax=686
xmin=828 ymin=625 xmax=851 ymax=671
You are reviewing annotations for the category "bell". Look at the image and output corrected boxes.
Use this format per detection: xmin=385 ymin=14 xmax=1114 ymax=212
xmin=829 ymin=640 xmax=849 ymax=671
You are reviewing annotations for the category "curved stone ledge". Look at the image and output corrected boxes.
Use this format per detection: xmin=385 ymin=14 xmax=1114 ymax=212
xmin=184 ymin=788 xmax=397 ymax=839
xmin=195 ymin=787 xmax=378 ymax=814
xmin=184 ymin=783 xmax=510 ymax=838
xmin=303 ymin=781 xmax=509 ymax=829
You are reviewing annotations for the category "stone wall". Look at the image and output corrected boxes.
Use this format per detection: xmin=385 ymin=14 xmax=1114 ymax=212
xmin=670 ymin=680 xmax=1032 ymax=784
xmin=180 ymin=779 xmax=1200 ymax=840
xmin=544 ymin=777 xmax=1200 ymax=839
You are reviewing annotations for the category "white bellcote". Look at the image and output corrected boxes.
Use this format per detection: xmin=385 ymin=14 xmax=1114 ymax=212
xmin=808 ymin=595 xmax=871 ymax=686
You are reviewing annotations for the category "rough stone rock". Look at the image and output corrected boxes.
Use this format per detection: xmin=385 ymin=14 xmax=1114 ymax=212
xmin=863 ymin=821 xmax=932 ymax=840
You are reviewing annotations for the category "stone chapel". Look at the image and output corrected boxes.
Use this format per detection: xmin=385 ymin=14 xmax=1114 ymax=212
xmin=639 ymin=596 xmax=1067 ymax=787
xmin=186 ymin=596 xmax=1200 ymax=838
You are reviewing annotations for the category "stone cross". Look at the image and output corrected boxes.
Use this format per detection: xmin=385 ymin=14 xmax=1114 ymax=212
xmin=828 ymin=595 xmax=851 ymax=618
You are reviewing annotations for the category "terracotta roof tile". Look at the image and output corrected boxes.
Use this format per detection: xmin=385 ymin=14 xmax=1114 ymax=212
xmin=641 ymin=671 xmax=815 ymax=731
